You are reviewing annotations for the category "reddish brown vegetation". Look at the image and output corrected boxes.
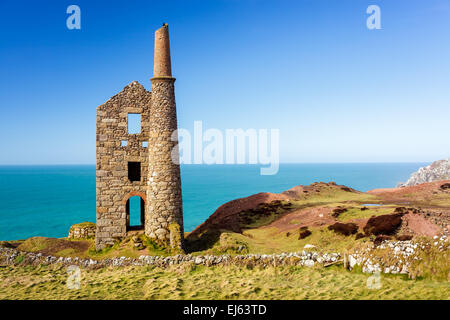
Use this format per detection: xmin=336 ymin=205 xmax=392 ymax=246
xmin=239 ymin=201 xmax=292 ymax=227
xmin=355 ymin=233 xmax=365 ymax=240
xmin=190 ymin=182 xmax=360 ymax=239
xmin=17 ymin=237 xmax=90 ymax=256
xmin=367 ymin=179 xmax=450 ymax=202
xmin=440 ymin=183 xmax=450 ymax=190
xmin=187 ymin=180 xmax=447 ymax=252
xmin=394 ymin=207 xmax=408 ymax=214
xmin=363 ymin=213 xmax=403 ymax=236
xmin=332 ymin=207 xmax=347 ymax=218
xmin=188 ymin=192 xmax=289 ymax=237
xmin=396 ymin=234 xmax=413 ymax=241
xmin=328 ymin=222 xmax=358 ymax=236
xmin=374 ymin=235 xmax=393 ymax=246
xmin=281 ymin=182 xmax=360 ymax=199
xmin=298 ymin=227 xmax=312 ymax=239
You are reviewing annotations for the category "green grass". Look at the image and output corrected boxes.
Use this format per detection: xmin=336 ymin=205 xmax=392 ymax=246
xmin=17 ymin=237 xmax=50 ymax=253
xmin=425 ymin=195 xmax=450 ymax=207
xmin=13 ymin=235 xmax=172 ymax=261
xmin=194 ymin=224 xmax=370 ymax=256
xmin=406 ymin=238 xmax=450 ymax=281
xmin=70 ymin=222 xmax=96 ymax=228
xmin=241 ymin=226 xmax=368 ymax=254
xmin=14 ymin=255 xmax=25 ymax=264
xmin=290 ymin=186 xmax=376 ymax=205
xmin=381 ymin=189 xmax=450 ymax=208
xmin=0 ymin=264 xmax=447 ymax=300
xmin=337 ymin=206 xmax=395 ymax=222
xmin=55 ymin=248 xmax=77 ymax=256
xmin=87 ymin=235 xmax=170 ymax=259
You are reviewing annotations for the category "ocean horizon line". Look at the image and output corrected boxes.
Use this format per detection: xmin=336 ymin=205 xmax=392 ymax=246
xmin=0 ymin=161 xmax=431 ymax=166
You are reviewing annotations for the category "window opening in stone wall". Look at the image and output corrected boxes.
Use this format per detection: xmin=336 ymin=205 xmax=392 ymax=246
xmin=128 ymin=113 xmax=141 ymax=134
xmin=128 ymin=162 xmax=141 ymax=182
xmin=121 ymin=140 xmax=127 ymax=147
xmin=126 ymin=196 xmax=145 ymax=230
xmin=142 ymin=141 xmax=148 ymax=148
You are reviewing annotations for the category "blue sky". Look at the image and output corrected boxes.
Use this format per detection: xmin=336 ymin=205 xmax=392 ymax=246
xmin=0 ymin=0 xmax=449 ymax=164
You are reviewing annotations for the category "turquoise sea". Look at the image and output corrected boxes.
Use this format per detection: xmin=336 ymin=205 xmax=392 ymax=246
xmin=0 ymin=163 xmax=427 ymax=241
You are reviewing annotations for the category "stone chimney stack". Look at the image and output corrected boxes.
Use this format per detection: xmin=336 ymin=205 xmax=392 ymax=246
xmin=153 ymin=23 xmax=172 ymax=78
xmin=146 ymin=23 xmax=184 ymax=250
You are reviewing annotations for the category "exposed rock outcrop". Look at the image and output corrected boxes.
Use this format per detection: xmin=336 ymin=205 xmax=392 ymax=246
xmin=398 ymin=158 xmax=450 ymax=187
xmin=68 ymin=222 xmax=96 ymax=239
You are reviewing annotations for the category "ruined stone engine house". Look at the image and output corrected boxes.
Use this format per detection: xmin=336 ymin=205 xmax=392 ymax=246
xmin=95 ymin=24 xmax=183 ymax=250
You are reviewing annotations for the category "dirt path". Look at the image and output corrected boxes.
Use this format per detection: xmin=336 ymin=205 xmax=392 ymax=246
xmin=265 ymin=206 xmax=335 ymax=232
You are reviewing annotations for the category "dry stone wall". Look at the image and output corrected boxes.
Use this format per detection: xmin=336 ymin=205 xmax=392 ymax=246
xmin=0 ymin=246 xmax=340 ymax=269
xmin=347 ymin=236 xmax=448 ymax=274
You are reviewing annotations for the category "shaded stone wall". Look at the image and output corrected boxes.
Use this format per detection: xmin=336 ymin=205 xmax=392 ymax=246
xmin=96 ymin=81 xmax=151 ymax=249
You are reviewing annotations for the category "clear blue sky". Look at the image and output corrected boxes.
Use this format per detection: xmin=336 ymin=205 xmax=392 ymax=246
xmin=1 ymin=0 xmax=449 ymax=164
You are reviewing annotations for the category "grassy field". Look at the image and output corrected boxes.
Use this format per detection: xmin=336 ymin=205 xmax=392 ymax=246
xmin=287 ymin=184 xmax=377 ymax=205
xmin=0 ymin=264 xmax=448 ymax=300
xmin=336 ymin=206 xmax=395 ymax=222
xmin=240 ymin=227 xmax=365 ymax=253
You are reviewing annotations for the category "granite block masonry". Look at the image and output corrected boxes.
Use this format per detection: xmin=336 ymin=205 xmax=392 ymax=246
xmin=95 ymin=24 xmax=184 ymax=250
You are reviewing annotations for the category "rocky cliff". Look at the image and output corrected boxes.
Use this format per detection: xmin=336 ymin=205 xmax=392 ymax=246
xmin=398 ymin=159 xmax=450 ymax=187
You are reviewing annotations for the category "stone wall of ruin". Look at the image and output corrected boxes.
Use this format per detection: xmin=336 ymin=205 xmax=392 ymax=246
xmin=96 ymin=81 xmax=151 ymax=249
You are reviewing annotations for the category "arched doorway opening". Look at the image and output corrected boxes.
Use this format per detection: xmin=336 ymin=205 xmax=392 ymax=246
xmin=126 ymin=196 xmax=145 ymax=231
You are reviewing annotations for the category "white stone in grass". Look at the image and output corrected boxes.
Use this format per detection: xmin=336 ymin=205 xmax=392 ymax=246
xmin=304 ymin=259 xmax=315 ymax=267
xmin=194 ymin=257 xmax=204 ymax=265
xmin=348 ymin=255 xmax=358 ymax=268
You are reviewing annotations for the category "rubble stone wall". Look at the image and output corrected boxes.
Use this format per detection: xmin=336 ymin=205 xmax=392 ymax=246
xmin=96 ymin=81 xmax=151 ymax=249
xmin=146 ymin=78 xmax=184 ymax=246
xmin=0 ymin=246 xmax=340 ymax=269
xmin=68 ymin=222 xmax=96 ymax=239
